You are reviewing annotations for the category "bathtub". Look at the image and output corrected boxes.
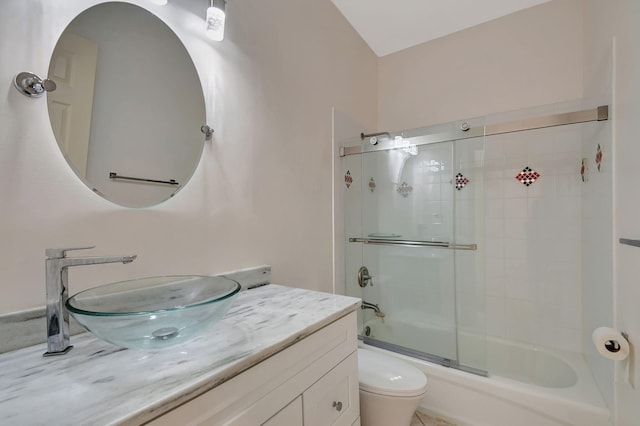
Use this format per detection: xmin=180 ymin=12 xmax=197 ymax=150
xmin=362 ymin=317 xmax=611 ymax=426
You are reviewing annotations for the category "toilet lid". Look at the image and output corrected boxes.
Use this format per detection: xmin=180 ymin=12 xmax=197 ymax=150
xmin=358 ymin=348 xmax=428 ymax=397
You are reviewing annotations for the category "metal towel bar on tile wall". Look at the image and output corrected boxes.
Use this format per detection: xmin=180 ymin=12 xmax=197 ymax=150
xmin=109 ymin=172 xmax=179 ymax=186
xmin=619 ymin=239 xmax=640 ymax=248
xmin=349 ymin=237 xmax=477 ymax=251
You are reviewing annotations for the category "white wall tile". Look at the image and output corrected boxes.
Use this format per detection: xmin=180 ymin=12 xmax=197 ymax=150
xmin=503 ymin=198 xmax=529 ymax=219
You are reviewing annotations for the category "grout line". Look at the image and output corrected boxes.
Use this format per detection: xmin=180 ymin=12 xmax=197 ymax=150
xmin=414 ymin=413 xmax=427 ymax=426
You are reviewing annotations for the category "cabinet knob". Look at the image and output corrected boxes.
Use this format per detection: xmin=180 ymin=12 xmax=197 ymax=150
xmin=332 ymin=401 xmax=343 ymax=411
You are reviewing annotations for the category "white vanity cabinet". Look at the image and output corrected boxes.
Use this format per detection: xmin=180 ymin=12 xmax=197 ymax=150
xmin=263 ymin=396 xmax=302 ymax=425
xmin=148 ymin=311 xmax=360 ymax=426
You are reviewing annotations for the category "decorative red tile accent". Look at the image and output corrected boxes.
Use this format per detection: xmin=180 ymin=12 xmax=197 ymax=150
xmin=368 ymin=177 xmax=376 ymax=192
xmin=344 ymin=170 xmax=353 ymax=189
xmin=595 ymin=144 xmax=603 ymax=172
xmin=515 ymin=166 xmax=540 ymax=187
xmin=397 ymin=181 xmax=413 ymax=197
xmin=455 ymin=173 xmax=469 ymax=190
xmin=581 ymin=158 xmax=588 ymax=182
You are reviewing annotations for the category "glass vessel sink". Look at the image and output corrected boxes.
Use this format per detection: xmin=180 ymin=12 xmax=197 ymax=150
xmin=66 ymin=275 xmax=241 ymax=349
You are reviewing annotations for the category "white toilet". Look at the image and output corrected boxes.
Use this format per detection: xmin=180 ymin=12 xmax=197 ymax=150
xmin=358 ymin=348 xmax=428 ymax=426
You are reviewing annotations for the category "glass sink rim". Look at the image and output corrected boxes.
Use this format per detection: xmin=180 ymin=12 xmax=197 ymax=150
xmin=65 ymin=275 xmax=241 ymax=317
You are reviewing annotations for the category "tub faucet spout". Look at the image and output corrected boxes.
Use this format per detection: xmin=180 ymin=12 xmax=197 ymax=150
xmin=361 ymin=300 xmax=385 ymax=318
xmin=44 ymin=246 xmax=137 ymax=357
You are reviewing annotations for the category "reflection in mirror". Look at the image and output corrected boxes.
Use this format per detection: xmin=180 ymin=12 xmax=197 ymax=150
xmin=47 ymin=2 xmax=206 ymax=208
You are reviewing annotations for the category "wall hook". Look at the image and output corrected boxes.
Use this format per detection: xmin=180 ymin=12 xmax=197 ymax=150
xmin=200 ymin=125 xmax=215 ymax=138
xmin=14 ymin=72 xmax=57 ymax=98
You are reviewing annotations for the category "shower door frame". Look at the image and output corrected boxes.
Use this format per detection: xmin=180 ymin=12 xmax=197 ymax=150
xmin=340 ymin=106 xmax=608 ymax=158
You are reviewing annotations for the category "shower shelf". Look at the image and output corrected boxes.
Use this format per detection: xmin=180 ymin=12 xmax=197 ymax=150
xmin=349 ymin=237 xmax=477 ymax=251
xmin=619 ymin=238 xmax=640 ymax=248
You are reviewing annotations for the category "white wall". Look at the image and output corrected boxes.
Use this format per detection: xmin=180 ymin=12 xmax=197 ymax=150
xmin=377 ymin=0 xmax=584 ymax=132
xmin=0 ymin=0 xmax=377 ymax=313
xmin=583 ymin=1 xmax=640 ymax=425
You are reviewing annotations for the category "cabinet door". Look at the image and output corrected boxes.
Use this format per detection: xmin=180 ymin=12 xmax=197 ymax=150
xmin=262 ymin=396 xmax=302 ymax=426
xmin=303 ymin=352 xmax=359 ymax=426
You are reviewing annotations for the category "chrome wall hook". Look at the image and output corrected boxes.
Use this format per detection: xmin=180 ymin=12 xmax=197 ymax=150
xmin=200 ymin=125 xmax=215 ymax=138
xmin=14 ymin=72 xmax=57 ymax=98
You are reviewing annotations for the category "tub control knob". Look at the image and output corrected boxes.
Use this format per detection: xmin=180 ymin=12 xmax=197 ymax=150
xmin=333 ymin=401 xmax=343 ymax=411
xmin=358 ymin=266 xmax=372 ymax=287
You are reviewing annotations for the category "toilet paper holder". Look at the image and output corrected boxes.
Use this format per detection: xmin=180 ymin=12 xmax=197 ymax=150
xmin=605 ymin=332 xmax=629 ymax=353
xmin=604 ymin=333 xmax=629 ymax=353
xmin=593 ymin=327 xmax=631 ymax=361
xmin=621 ymin=332 xmax=629 ymax=343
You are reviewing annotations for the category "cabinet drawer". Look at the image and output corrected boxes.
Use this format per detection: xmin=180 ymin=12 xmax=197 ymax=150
xmin=262 ymin=396 xmax=302 ymax=426
xmin=303 ymin=352 xmax=359 ymax=426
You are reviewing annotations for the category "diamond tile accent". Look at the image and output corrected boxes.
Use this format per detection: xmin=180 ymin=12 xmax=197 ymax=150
xmin=368 ymin=177 xmax=376 ymax=192
xmin=515 ymin=166 xmax=540 ymax=187
xmin=595 ymin=144 xmax=603 ymax=172
xmin=581 ymin=158 xmax=588 ymax=182
xmin=397 ymin=181 xmax=413 ymax=197
xmin=455 ymin=173 xmax=469 ymax=190
xmin=344 ymin=170 xmax=353 ymax=189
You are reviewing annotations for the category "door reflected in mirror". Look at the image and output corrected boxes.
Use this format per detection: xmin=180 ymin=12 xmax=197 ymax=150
xmin=47 ymin=2 xmax=206 ymax=208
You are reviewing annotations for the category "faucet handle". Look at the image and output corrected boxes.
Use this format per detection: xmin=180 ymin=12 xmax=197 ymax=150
xmin=45 ymin=246 xmax=96 ymax=259
xmin=358 ymin=266 xmax=373 ymax=287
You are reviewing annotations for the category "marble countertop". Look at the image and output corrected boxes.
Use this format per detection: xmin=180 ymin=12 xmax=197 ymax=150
xmin=0 ymin=284 xmax=360 ymax=426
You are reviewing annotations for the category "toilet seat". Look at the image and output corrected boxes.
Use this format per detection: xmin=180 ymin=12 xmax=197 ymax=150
xmin=358 ymin=348 xmax=428 ymax=397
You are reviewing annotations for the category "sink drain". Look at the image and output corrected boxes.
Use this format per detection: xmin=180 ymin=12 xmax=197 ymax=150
xmin=152 ymin=327 xmax=179 ymax=340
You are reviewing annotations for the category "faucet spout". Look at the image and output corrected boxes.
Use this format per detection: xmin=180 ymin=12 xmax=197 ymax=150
xmin=44 ymin=247 xmax=137 ymax=357
xmin=55 ymin=254 xmax=138 ymax=268
xmin=361 ymin=300 xmax=385 ymax=318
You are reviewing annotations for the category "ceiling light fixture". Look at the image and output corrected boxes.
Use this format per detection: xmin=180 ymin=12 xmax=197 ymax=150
xmin=206 ymin=0 xmax=226 ymax=41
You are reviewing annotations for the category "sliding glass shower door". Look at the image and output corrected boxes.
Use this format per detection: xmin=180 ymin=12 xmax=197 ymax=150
xmin=343 ymin=129 xmax=487 ymax=374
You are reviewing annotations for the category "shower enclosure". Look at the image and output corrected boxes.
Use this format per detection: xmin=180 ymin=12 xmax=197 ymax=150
xmin=343 ymin=120 xmax=488 ymax=374
xmin=341 ymin=104 xmax=612 ymax=388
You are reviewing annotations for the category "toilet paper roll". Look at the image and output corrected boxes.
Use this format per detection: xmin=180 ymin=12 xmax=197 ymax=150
xmin=592 ymin=327 xmax=630 ymax=361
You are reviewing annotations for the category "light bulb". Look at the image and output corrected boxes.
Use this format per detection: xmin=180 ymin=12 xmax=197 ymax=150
xmin=206 ymin=5 xmax=226 ymax=41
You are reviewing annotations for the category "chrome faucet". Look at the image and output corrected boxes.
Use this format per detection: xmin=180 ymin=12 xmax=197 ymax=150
xmin=44 ymin=246 xmax=137 ymax=357
xmin=361 ymin=300 xmax=385 ymax=318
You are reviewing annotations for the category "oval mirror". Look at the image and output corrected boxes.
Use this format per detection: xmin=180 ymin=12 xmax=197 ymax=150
xmin=47 ymin=2 xmax=206 ymax=208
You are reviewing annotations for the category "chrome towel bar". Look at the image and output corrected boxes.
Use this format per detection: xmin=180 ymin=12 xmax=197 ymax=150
xmin=620 ymin=238 xmax=640 ymax=248
xmin=349 ymin=237 xmax=477 ymax=251
xmin=109 ymin=172 xmax=179 ymax=186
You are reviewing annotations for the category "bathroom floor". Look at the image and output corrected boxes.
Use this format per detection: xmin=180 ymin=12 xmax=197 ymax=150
xmin=411 ymin=410 xmax=458 ymax=426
